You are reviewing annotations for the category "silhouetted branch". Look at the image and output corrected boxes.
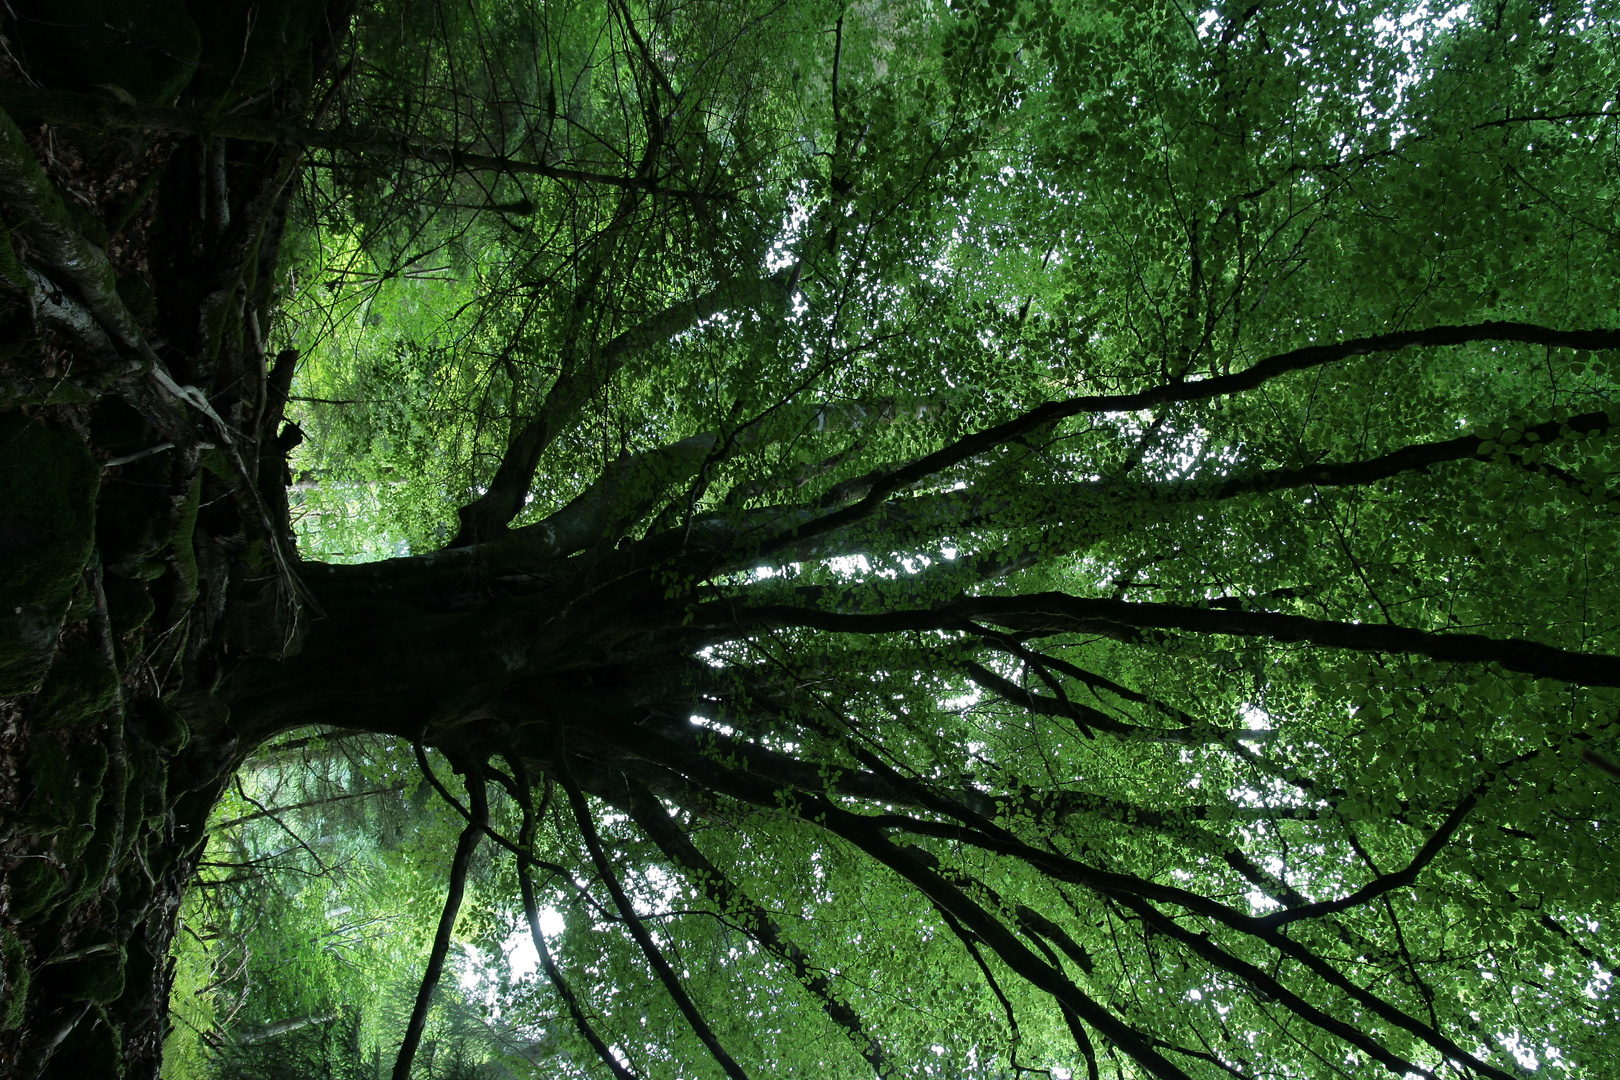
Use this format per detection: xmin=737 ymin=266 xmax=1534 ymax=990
xmin=393 ymin=758 xmax=487 ymax=1080
xmin=553 ymin=730 xmax=752 ymax=1080
xmin=719 ymin=593 xmax=1620 ymax=687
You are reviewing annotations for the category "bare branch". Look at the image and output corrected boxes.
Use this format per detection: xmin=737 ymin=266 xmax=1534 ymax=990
xmin=715 ymin=593 xmax=1620 ymax=687
xmin=213 ymin=784 xmax=404 ymax=832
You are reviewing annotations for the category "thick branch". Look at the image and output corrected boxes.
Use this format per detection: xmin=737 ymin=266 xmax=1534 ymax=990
xmin=213 ymin=784 xmax=403 ymax=832
xmin=738 ymin=405 xmax=1616 ymax=572
xmin=517 ymin=855 xmax=638 ymax=1080
xmin=1260 ymin=765 xmax=1505 ymax=928
xmin=509 ymin=433 xmax=718 ymax=558
xmin=553 ymin=735 xmax=752 ymax=1080
xmin=1192 ymin=409 xmax=1613 ymax=501
xmin=935 ymin=907 xmax=1034 ymax=1075
xmin=959 ymin=657 xmax=1257 ymax=747
xmin=452 ymin=275 xmax=787 ymax=545
xmin=1106 ymin=893 xmax=1434 ymax=1079
xmin=759 ymin=322 xmax=1620 ymax=554
xmin=717 ymin=593 xmax=1620 ymax=686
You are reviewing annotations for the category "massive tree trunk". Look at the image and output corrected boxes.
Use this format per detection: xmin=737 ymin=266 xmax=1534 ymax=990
xmin=0 ymin=4 xmax=355 ymax=1074
xmin=4 ymin=3 xmax=1619 ymax=1079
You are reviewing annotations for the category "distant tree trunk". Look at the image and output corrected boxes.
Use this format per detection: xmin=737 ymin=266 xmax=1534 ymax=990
xmin=234 ymin=1011 xmax=339 ymax=1046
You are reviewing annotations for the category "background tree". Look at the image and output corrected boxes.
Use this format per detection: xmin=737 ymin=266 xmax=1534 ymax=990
xmin=1 ymin=0 xmax=1618 ymax=1078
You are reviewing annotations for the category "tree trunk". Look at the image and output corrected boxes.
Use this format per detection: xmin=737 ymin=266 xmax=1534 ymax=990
xmin=0 ymin=5 xmax=355 ymax=1075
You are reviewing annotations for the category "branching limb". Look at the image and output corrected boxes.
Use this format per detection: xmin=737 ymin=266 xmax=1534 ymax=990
xmin=962 ymin=660 xmax=1114 ymax=742
xmin=613 ymin=778 xmax=892 ymax=1078
xmin=452 ymin=274 xmax=788 ymax=545
xmin=730 ymin=404 xmax=1616 ymax=574
xmin=716 ymin=593 xmax=1620 ymax=687
xmin=1192 ymin=409 xmax=1614 ymax=502
xmin=412 ymin=744 xmax=590 ymax=890
xmin=646 ymin=709 xmax=1304 ymax=842
xmin=1261 ymin=756 xmax=1527 ymax=928
xmin=1110 ymin=892 xmax=1438 ymax=1078
xmin=508 ymin=433 xmax=719 ymax=559
xmin=0 ymin=104 xmax=146 ymax=360
xmin=1538 ymin=911 xmax=1619 ymax=977
xmin=516 ymin=856 xmax=637 ymax=1079
xmin=392 ymin=758 xmax=487 ymax=1080
xmin=966 ymin=628 xmax=1097 ymax=738
xmin=755 ymin=322 xmax=1620 ymax=555
xmin=552 ymin=730 xmax=753 ymax=1080
xmin=960 ymin=658 xmax=1267 ymax=749
xmin=222 ymin=777 xmax=375 ymax=868
xmin=1018 ymin=926 xmax=1101 ymax=1080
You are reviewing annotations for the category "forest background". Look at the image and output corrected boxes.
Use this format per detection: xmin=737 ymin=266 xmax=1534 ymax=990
xmin=0 ymin=0 xmax=1617 ymax=1078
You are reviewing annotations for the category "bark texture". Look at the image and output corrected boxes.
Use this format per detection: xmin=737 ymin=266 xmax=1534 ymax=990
xmin=0 ymin=4 xmax=353 ymax=1074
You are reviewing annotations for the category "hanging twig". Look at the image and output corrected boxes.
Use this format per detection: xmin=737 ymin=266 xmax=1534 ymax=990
xmin=230 ymin=776 xmax=334 ymax=876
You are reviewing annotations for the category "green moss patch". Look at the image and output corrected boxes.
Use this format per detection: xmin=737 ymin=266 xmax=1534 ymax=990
xmin=45 ymin=945 xmax=125 ymax=1004
xmin=170 ymin=470 xmax=202 ymax=604
xmin=105 ymin=575 xmax=155 ymax=634
xmin=8 ymin=858 xmax=66 ymax=922
xmin=224 ymin=578 xmax=303 ymax=658
xmin=64 ymin=760 xmax=127 ymax=912
xmin=32 ymin=643 xmax=120 ymax=729
xmin=1 ymin=926 xmax=28 ymax=1028
xmin=42 ymin=1006 xmax=122 ymax=1078
xmin=97 ymin=468 xmax=175 ymax=572
xmin=114 ymin=274 xmax=157 ymax=328
xmin=117 ymin=933 xmax=156 ymax=1008
xmin=163 ymin=691 xmax=228 ymax=739
xmin=23 ymin=738 xmax=108 ymax=841
xmin=132 ymin=697 xmax=189 ymax=753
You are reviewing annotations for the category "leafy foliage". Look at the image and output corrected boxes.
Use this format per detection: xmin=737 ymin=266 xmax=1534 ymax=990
xmin=216 ymin=0 xmax=1620 ymax=1078
xmin=3 ymin=0 xmax=1617 ymax=1077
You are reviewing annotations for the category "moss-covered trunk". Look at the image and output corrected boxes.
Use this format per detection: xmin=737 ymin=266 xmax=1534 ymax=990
xmin=0 ymin=5 xmax=352 ymax=1074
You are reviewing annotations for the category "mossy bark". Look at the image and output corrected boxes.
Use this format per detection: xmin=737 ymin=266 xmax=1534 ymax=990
xmin=0 ymin=4 xmax=354 ymax=1076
